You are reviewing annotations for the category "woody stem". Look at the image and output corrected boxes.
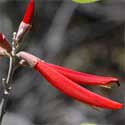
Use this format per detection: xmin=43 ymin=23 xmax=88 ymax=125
xmin=0 ymin=32 xmax=17 ymax=125
xmin=0 ymin=56 xmax=14 ymax=125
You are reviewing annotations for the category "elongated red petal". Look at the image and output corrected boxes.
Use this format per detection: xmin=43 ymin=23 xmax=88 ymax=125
xmin=45 ymin=63 xmax=119 ymax=86
xmin=0 ymin=33 xmax=12 ymax=54
xmin=35 ymin=61 xmax=122 ymax=110
xmin=23 ymin=0 xmax=34 ymax=24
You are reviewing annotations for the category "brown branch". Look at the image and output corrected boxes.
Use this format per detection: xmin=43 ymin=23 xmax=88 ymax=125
xmin=0 ymin=32 xmax=18 ymax=125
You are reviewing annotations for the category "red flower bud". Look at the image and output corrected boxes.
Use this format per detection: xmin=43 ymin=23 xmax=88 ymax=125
xmin=15 ymin=0 xmax=34 ymax=43
xmin=17 ymin=51 xmax=123 ymax=110
xmin=45 ymin=63 xmax=119 ymax=86
xmin=23 ymin=0 xmax=34 ymax=24
xmin=0 ymin=33 xmax=12 ymax=56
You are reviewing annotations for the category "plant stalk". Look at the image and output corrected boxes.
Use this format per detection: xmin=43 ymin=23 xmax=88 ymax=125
xmin=0 ymin=32 xmax=17 ymax=125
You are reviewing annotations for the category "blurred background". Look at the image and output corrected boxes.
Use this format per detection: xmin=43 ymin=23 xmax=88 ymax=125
xmin=0 ymin=0 xmax=125 ymax=125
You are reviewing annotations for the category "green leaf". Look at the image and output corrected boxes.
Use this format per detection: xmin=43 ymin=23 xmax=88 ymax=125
xmin=72 ymin=0 xmax=99 ymax=4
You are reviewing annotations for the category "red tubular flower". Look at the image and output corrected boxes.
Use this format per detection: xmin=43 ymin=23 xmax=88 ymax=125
xmin=0 ymin=33 xmax=12 ymax=56
xmin=15 ymin=0 xmax=34 ymax=43
xmin=35 ymin=61 xmax=122 ymax=110
xmin=45 ymin=63 xmax=119 ymax=86
xmin=17 ymin=51 xmax=123 ymax=110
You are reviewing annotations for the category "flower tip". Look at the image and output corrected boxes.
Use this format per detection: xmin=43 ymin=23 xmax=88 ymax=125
xmin=115 ymin=103 xmax=123 ymax=110
xmin=111 ymin=78 xmax=120 ymax=87
xmin=23 ymin=0 xmax=34 ymax=24
xmin=107 ymin=78 xmax=120 ymax=87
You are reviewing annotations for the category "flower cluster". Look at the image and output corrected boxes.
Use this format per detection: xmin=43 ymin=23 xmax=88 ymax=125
xmin=0 ymin=0 xmax=123 ymax=110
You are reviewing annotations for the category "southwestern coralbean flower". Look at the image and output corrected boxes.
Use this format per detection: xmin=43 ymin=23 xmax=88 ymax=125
xmin=0 ymin=33 xmax=11 ymax=56
xmin=15 ymin=0 xmax=34 ymax=44
xmin=17 ymin=51 xmax=123 ymax=110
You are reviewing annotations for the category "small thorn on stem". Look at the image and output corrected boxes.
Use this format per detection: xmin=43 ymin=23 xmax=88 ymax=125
xmin=4 ymin=90 xmax=9 ymax=95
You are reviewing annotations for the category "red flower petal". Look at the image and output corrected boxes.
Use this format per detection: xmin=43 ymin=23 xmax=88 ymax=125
xmin=35 ymin=61 xmax=122 ymax=110
xmin=23 ymin=0 xmax=34 ymax=24
xmin=45 ymin=63 xmax=119 ymax=86
xmin=0 ymin=33 xmax=12 ymax=55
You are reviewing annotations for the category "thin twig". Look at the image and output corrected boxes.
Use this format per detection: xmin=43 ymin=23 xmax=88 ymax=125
xmin=0 ymin=32 xmax=17 ymax=125
xmin=0 ymin=92 xmax=9 ymax=124
xmin=0 ymin=56 xmax=14 ymax=125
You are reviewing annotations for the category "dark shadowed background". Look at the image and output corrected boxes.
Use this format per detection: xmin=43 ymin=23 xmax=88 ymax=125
xmin=0 ymin=0 xmax=125 ymax=125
